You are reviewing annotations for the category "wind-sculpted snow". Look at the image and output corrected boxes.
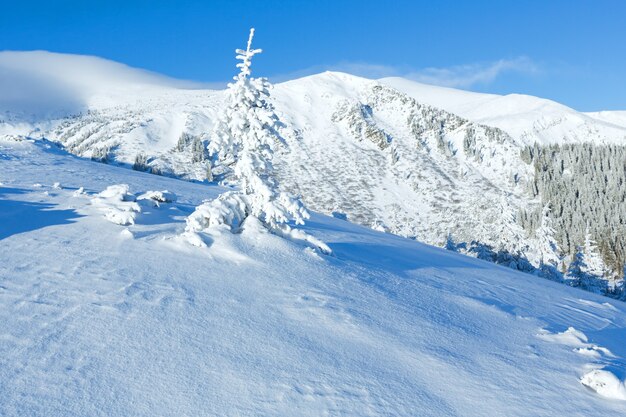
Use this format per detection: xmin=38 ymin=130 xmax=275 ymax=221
xmin=1 ymin=138 xmax=626 ymax=415
xmin=538 ymin=327 xmax=626 ymax=401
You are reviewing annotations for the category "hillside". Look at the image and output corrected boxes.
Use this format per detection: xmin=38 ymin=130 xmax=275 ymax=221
xmin=1 ymin=137 xmax=626 ymax=416
xmin=1 ymin=51 xmax=625 ymax=295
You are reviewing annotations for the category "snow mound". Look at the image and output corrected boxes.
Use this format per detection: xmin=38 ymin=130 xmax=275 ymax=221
xmin=538 ymin=327 xmax=589 ymax=347
xmin=581 ymin=369 xmax=626 ymax=401
xmin=92 ymin=184 xmax=141 ymax=225
xmin=186 ymin=192 xmax=249 ymax=233
xmin=137 ymin=190 xmax=177 ymax=206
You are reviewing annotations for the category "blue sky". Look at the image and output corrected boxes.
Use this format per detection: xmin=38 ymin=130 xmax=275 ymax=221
xmin=2 ymin=0 xmax=624 ymax=111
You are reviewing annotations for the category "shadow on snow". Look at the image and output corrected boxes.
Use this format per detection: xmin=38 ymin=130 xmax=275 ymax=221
xmin=0 ymin=187 xmax=83 ymax=240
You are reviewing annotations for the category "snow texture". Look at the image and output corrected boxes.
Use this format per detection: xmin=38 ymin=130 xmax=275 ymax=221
xmin=1 ymin=135 xmax=626 ymax=416
xmin=581 ymin=369 xmax=626 ymax=401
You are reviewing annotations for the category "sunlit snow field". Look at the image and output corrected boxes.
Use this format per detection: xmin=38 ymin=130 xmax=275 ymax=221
xmin=1 ymin=138 xmax=625 ymax=416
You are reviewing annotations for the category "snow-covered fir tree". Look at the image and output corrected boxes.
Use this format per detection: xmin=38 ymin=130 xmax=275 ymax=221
xmin=495 ymin=195 xmax=527 ymax=256
xmin=535 ymin=204 xmax=562 ymax=280
xmin=565 ymin=246 xmax=587 ymax=287
xmin=191 ymin=137 xmax=206 ymax=163
xmin=445 ymin=232 xmax=459 ymax=252
xmin=582 ymin=227 xmax=607 ymax=278
xmin=185 ymin=29 xmax=327 ymax=251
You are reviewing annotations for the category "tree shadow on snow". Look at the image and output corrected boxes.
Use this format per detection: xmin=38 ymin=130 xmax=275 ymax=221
xmin=301 ymin=214 xmax=490 ymax=273
xmin=329 ymin=241 xmax=489 ymax=273
xmin=0 ymin=187 xmax=83 ymax=240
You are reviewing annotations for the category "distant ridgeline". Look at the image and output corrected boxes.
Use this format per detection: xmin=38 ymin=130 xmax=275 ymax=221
xmin=520 ymin=143 xmax=626 ymax=281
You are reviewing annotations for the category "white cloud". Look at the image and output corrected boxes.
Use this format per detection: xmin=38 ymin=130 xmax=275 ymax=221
xmin=271 ymin=57 xmax=539 ymax=89
xmin=404 ymin=57 xmax=539 ymax=88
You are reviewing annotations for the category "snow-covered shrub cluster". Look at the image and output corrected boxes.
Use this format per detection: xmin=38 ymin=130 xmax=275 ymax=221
xmin=91 ymin=186 xmax=178 ymax=225
xmin=185 ymin=192 xmax=249 ymax=232
xmin=53 ymin=111 xmax=140 ymax=159
xmin=175 ymin=132 xmax=208 ymax=164
xmin=137 ymin=190 xmax=177 ymax=206
xmin=91 ymin=184 xmax=141 ymax=225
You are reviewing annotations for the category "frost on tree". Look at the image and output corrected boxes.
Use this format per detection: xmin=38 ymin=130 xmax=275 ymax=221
xmin=565 ymin=229 xmax=613 ymax=294
xmin=186 ymin=29 xmax=328 ymax=253
xmin=582 ymin=227 xmax=607 ymax=278
xmin=535 ymin=204 xmax=562 ymax=281
xmin=566 ymin=247 xmax=586 ymax=286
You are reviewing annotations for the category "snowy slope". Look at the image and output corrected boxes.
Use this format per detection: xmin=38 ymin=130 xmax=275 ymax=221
xmin=271 ymin=73 xmax=532 ymax=245
xmin=1 ymin=51 xmax=626 ymax=282
xmin=380 ymin=77 xmax=626 ymax=145
xmin=2 ymin=137 xmax=626 ymax=416
xmin=585 ymin=110 xmax=626 ymax=129
xmin=0 ymin=50 xmax=201 ymax=122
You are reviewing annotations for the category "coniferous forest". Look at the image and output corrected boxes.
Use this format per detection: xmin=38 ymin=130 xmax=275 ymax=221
xmin=520 ymin=143 xmax=626 ymax=283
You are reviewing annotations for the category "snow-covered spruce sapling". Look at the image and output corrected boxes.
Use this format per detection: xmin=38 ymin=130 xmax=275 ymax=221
xmin=535 ymin=204 xmax=562 ymax=281
xmin=582 ymin=227 xmax=607 ymax=278
xmin=186 ymin=28 xmax=328 ymax=253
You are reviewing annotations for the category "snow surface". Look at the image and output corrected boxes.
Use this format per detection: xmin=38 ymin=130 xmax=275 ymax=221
xmin=380 ymin=77 xmax=626 ymax=145
xmin=2 ymin=137 xmax=626 ymax=416
xmin=585 ymin=110 xmax=626 ymax=130
xmin=0 ymin=50 xmax=203 ymax=122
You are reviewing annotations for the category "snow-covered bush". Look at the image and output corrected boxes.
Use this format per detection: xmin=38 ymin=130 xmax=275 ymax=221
xmin=137 ymin=190 xmax=177 ymax=206
xmin=91 ymin=184 xmax=141 ymax=225
xmin=185 ymin=192 xmax=249 ymax=232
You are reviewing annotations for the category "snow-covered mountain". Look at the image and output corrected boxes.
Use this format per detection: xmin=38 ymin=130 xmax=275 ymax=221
xmin=2 ymin=51 xmax=625 ymax=291
xmin=381 ymin=77 xmax=626 ymax=145
xmin=1 ymin=136 xmax=626 ymax=415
